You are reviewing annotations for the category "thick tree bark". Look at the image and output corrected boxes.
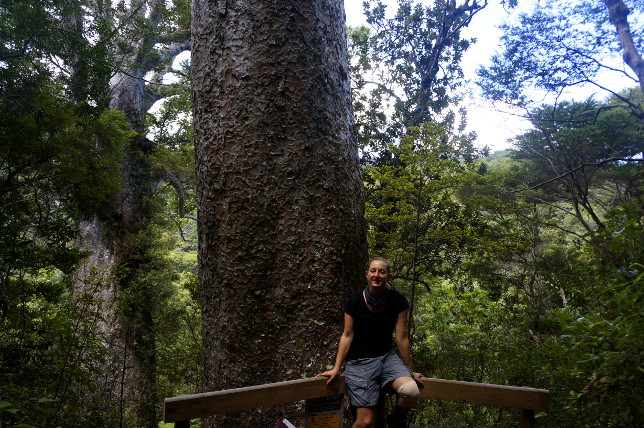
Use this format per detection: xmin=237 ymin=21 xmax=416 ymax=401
xmin=192 ymin=1 xmax=367 ymax=426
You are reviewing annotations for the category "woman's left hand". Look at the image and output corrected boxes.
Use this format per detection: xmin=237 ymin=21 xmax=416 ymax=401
xmin=412 ymin=371 xmax=424 ymax=385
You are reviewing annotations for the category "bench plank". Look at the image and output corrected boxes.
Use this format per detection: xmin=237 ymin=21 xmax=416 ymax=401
xmin=164 ymin=376 xmax=549 ymax=423
xmin=164 ymin=376 xmax=346 ymax=422
xmin=419 ymin=378 xmax=549 ymax=411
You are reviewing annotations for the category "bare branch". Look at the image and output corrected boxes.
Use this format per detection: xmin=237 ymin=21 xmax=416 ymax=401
xmin=517 ymin=157 xmax=643 ymax=192
xmin=355 ymin=80 xmax=404 ymax=105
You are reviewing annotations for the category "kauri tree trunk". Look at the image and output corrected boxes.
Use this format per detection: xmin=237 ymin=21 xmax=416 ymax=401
xmin=73 ymin=1 xmax=189 ymax=425
xmin=191 ymin=0 xmax=367 ymax=426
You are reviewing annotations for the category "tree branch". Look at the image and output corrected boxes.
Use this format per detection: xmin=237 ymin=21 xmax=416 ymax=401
xmin=603 ymin=0 xmax=644 ymax=95
xmin=517 ymin=157 xmax=643 ymax=192
xmin=392 ymin=274 xmax=432 ymax=293
xmin=357 ymin=80 xmax=404 ymax=105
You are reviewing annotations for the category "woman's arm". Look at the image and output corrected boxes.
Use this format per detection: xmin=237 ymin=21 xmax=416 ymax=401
xmin=317 ymin=312 xmax=354 ymax=384
xmin=395 ymin=309 xmax=423 ymax=384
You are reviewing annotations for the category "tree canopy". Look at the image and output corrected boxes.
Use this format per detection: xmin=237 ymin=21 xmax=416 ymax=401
xmin=349 ymin=0 xmax=486 ymax=158
xmin=478 ymin=0 xmax=644 ymax=119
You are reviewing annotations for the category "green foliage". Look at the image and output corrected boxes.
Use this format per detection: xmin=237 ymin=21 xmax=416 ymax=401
xmin=1 ymin=0 xmax=640 ymax=426
xmin=115 ymin=177 xmax=200 ymax=411
xmin=559 ymin=273 xmax=643 ymax=424
xmin=533 ymin=221 xmax=643 ymax=426
xmin=0 ymin=80 xmax=132 ymax=424
xmin=410 ymin=285 xmax=537 ymax=426
xmin=406 ymin=218 xmax=643 ymax=426
xmin=0 ymin=270 xmax=116 ymax=427
xmin=349 ymin=0 xmax=485 ymax=157
xmin=147 ymin=58 xmax=196 ymax=218
xmin=356 ymin=0 xmax=640 ymax=425
xmin=1 ymin=2 xmax=157 ymax=425
xmin=144 ymin=61 xmax=201 ymax=406
xmin=396 ymin=101 xmax=642 ymax=426
xmin=0 ymin=89 xmax=130 ymax=276
xmin=157 ymin=268 xmax=202 ymax=399
xmin=356 ymin=69 xmax=643 ymax=425
xmin=365 ymin=122 xmax=488 ymax=281
xmin=154 ymin=162 xmax=200 ymax=398
xmin=507 ymin=98 xmax=643 ymax=238
xmin=0 ymin=0 xmax=114 ymax=107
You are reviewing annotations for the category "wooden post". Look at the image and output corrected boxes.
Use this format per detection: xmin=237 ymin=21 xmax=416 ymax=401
xmin=519 ymin=409 xmax=535 ymax=428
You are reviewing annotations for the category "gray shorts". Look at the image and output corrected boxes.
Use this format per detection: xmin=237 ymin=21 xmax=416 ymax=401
xmin=344 ymin=350 xmax=413 ymax=407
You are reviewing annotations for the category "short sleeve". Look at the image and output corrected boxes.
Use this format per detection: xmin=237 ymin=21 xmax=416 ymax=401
xmin=344 ymin=291 xmax=361 ymax=316
xmin=394 ymin=289 xmax=410 ymax=312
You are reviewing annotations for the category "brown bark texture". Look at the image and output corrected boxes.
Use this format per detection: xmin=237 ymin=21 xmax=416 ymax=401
xmin=191 ymin=0 xmax=367 ymax=426
xmin=604 ymin=0 xmax=644 ymax=95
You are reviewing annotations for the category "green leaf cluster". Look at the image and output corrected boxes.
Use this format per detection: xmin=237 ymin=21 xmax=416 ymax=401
xmin=0 ymin=0 xmax=183 ymax=425
xmin=365 ymin=122 xmax=490 ymax=284
xmin=0 ymin=270 xmax=116 ymax=427
xmin=349 ymin=0 xmax=485 ymax=158
xmin=356 ymin=8 xmax=643 ymax=419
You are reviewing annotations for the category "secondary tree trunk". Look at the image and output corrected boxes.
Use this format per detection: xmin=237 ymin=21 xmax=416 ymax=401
xmin=75 ymin=67 xmax=160 ymax=427
xmin=192 ymin=1 xmax=367 ymax=426
xmin=71 ymin=1 xmax=190 ymax=426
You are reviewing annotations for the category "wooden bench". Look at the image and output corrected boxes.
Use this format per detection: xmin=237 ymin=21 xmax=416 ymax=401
xmin=164 ymin=375 xmax=549 ymax=427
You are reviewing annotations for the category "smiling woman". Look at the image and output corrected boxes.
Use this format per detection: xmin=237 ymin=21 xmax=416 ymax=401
xmin=318 ymin=257 xmax=423 ymax=428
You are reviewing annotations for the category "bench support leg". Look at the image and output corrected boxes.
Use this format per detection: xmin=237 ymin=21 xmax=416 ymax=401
xmin=519 ymin=409 xmax=535 ymax=428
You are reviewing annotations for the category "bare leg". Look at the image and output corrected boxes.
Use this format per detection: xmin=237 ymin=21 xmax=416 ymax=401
xmin=391 ymin=376 xmax=416 ymax=413
xmin=385 ymin=376 xmax=420 ymax=427
xmin=353 ymin=407 xmax=376 ymax=428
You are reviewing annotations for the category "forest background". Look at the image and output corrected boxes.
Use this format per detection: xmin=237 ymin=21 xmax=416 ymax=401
xmin=0 ymin=0 xmax=642 ymax=427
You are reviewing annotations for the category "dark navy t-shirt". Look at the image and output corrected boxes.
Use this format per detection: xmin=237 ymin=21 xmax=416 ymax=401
xmin=344 ymin=288 xmax=409 ymax=361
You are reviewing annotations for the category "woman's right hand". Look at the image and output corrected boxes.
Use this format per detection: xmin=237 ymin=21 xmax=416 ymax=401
xmin=316 ymin=368 xmax=339 ymax=385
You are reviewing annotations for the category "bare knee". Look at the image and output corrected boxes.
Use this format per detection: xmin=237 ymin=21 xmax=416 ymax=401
xmin=396 ymin=380 xmax=420 ymax=409
xmin=352 ymin=420 xmax=373 ymax=428
xmin=353 ymin=407 xmax=375 ymax=428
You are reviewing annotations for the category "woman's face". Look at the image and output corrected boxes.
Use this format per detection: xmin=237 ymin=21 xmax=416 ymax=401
xmin=366 ymin=260 xmax=391 ymax=290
